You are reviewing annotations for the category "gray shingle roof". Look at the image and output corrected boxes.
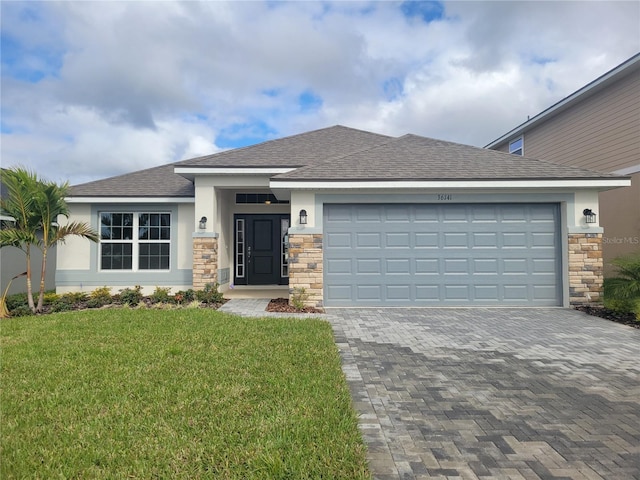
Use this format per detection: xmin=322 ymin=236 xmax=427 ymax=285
xmin=69 ymin=163 xmax=194 ymax=197
xmin=69 ymin=126 xmax=390 ymax=197
xmin=69 ymin=126 xmax=620 ymax=198
xmin=273 ymin=134 xmax=621 ymax=181
xmin=179 ymin=125 xmax=391 ymax=167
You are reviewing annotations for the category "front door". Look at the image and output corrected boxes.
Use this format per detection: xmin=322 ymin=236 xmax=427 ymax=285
xmin=234 ymin=214 xmax=289 ymax=285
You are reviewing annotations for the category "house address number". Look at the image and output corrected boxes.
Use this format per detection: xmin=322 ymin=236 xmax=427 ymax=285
xmin=437 ymin=194 xmax=453 ymax=201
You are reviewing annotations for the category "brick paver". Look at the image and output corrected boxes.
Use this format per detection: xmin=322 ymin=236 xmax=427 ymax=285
xmin=327 ymin=308 xmax=640 ymax=480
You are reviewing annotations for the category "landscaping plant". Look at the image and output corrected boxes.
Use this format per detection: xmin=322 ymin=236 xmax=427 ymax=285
xmin=291 ymin=286 xmax=310 ymax=311
xmin=150 ymin=286 xmax=172 ymax=304
xmin=0 ymin=167 xmax=98 ymax=313
xmin=87 ymin=286 xmax=113 ymax=308
xmin=604 ymin=251 xmax=640 ymax=319
xmin=195 ymin=282 xmax=224 ymax=304
xmin=118 ymin=285 xmax=143 ymax=305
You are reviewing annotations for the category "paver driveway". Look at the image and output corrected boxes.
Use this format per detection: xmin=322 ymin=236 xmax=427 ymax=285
xmin=327 ymin=308 xmax=640 ymax=480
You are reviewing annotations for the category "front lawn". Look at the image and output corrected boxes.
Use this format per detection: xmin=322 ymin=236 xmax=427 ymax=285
xmin=1 ymin=309 xmax=370 ymax=479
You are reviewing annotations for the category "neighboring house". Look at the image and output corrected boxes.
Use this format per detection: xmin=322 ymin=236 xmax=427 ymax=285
xmin=57 ymin=125 xmax=630 ymax=307
xmin=486 ymin=53 xmax=640 ymax=275
xmin=0 ymin=170 xmax=56 ymax=295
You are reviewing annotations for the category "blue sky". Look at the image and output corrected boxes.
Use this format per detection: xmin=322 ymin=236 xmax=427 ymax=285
xmin=1 ymin=1 xmax=639 ymax=185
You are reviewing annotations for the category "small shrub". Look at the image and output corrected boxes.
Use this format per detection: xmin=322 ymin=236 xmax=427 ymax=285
xmin=184 ymin=300 xmax=203 ymax=309
xmin=174 ymin=289 xmax=196 ymax=304
xmin=6 ymin=293 xmax=29 ymax=311
xmin=603 ymin=296 xmax=636 ymax=314
xmin=87 ymin=286 xmax=112 ymax=308
xmin=9 ymin=305 xmax=34 ymax=317
xmin=195 ymin=283 xmax=223 ymax=304
xmin=42 ymin=291 xmax=60 ymax=305
xmin=119 ymin=286 xmax=143 ymax=305
xmin=290 ymin=287 xmax=309 ymax=311
xmin=604 ymin=252 xmax=640 ymax=314
xmin=60 ymin=291 xmax=88 ymax=304
xmin=150 ymin=286 xmax=172 ymax=304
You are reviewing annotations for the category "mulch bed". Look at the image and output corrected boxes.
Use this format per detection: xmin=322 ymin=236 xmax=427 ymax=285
xmin=575 ymin=305 xmax=639 ymax=329
xmin=266 ymin=298 xmax=324 ymax=314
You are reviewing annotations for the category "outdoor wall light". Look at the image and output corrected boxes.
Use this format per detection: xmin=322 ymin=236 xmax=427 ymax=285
xmin=199 ymin=216 xmax=207 ymax=229
xmin=299 ymin=209 xmax=308 ymax=225
xmin=583 ymin=209 xmax=597 ymax=224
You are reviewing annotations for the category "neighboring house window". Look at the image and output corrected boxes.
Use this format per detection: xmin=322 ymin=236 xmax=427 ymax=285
xmin=509 ymin=137 xmax=524 ymax=155
xmin=100 ymin=212 xmax=170 ymax=270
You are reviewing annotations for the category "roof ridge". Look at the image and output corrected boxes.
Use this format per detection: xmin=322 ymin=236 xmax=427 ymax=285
xmin=273 ymin=132 xmax=399 ymax=178
xmin=175 ymin=125 xmax=391 ymax=166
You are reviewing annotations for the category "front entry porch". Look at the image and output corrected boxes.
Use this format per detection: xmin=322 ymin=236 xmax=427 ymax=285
xmin=223 ymin=285 xmax=289 ymax=299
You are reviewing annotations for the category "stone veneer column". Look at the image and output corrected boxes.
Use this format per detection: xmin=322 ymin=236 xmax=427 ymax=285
xmin=193 ymin=235 xmax=218 ymax=290
xmin=568 ymin=232 xmax=603 ymax=305
xmin=288 ymin=234 xmax=323 ymax=307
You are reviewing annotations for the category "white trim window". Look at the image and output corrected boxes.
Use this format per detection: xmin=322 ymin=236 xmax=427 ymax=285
xmin=100 ymin=212 xmax=171 ymax=270
xmin=509 ymin=137 xmax=524 ymax=156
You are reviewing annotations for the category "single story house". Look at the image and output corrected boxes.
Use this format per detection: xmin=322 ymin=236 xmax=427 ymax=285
xmin=57 ymin=125 xmax=630 ymax=307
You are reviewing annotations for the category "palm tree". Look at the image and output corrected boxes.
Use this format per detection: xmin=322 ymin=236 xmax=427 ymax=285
xmin=1 ymin=168 xmax=41 ymax=312
xmin=0 ymin=167 xmax=99 ymax=313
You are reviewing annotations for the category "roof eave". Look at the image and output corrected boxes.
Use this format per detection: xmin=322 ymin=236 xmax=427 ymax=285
xmin=175 ymin=166 xmax=298 ymax=181
xmin=66 ymin=196 xmax=195 ymax=204
xmin=270 ymin=178 xmax=631 ymax=190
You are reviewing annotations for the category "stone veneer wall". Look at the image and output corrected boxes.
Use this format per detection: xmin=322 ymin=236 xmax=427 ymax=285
xmin=193 ymin=236 xmax=218 ymax=290
xmin=288 ymin=234 xmax=323 ymax=307
xmin=568 ymin=233 xmax=603 ymax=305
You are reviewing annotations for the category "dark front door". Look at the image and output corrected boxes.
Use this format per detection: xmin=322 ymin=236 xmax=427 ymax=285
xmin=234 ymin=214 xmax=289 ymax=285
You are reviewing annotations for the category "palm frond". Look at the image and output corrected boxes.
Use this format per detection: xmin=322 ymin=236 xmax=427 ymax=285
xmin=606 ymin=252 xmax=640 ymax=300
xmin=53 ymin=221 xmax=99 ymax=245
xmin=1 ymin=167 xmax=40 ymax=227
xmin=0 ymin=228 xmax=37 ymax=250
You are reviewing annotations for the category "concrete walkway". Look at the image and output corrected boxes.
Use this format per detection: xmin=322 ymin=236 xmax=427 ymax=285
xmin=218 ymin=297 xmax=324 ymax=318
xmin=220 ymin=299 xmax=640 ymax=479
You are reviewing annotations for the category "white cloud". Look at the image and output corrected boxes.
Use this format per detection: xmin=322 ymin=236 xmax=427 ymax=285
xmin=2 ymin=104 xmax=220 ymax=184
xmin=1 ymin=0 xmax=638 ymax=185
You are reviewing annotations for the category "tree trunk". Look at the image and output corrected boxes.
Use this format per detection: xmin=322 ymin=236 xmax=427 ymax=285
xmin=25 ymin=245 xmax=35 ymax=313
xmin=36 ymin=247 xmax=48 ymax=312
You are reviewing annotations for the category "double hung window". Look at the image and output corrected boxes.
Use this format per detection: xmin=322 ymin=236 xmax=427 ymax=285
xmin=509 ymin=137 xmax=524 ymax=156
xmin=100 ymin=212 xmax=170 ymax=270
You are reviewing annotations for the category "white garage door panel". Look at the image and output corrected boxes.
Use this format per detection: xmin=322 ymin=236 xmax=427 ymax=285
xmin=323 ymin=204 xmax=561 ymax=306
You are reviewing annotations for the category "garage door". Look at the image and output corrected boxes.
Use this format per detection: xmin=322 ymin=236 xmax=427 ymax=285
xmin=323 ymin=204 xmax=561 ymax=306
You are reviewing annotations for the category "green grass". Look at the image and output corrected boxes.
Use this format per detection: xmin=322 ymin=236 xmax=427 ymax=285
xmin=1 ymin=309 xmax=370 ymax=479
